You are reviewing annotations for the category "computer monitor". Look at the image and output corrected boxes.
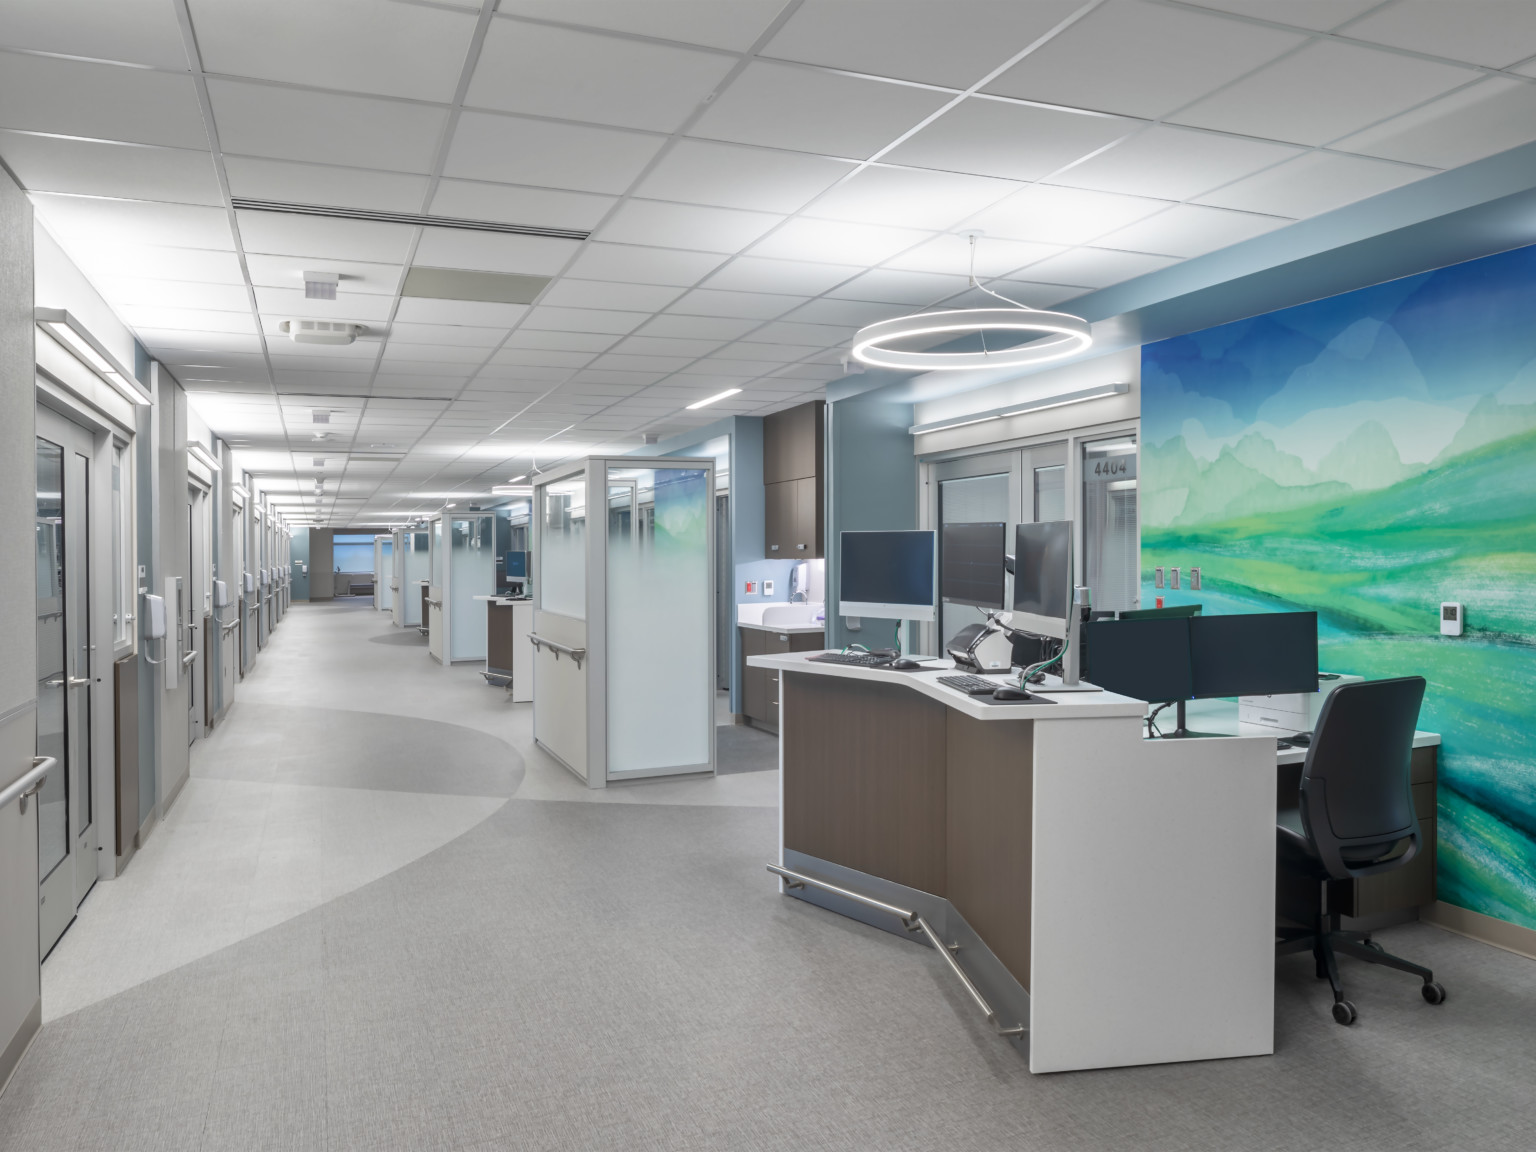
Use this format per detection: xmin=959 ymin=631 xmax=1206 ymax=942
xmin=1119 ymin=603 xmax=1202 ymax=621
xmin=940 ymin=522 xmax=1006 ymax=610
xmin=504 ymin=550 xmax=528 ymax=580
xmin=1188 ymin=611 xmax=1318 ymax=698
xmin=1011 ymin=520 xmax=1073 ymax=639
xmin=1081 ymin=618 xmax=1193 ymax=703
xmin=839 ymin=530 xmax=936 ymax=622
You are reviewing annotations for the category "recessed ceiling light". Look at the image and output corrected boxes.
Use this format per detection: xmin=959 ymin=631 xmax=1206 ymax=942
xmin=686 ymin=388 xmax=742 ymax=410
xmin=508 ymin=474 xmax=526 ymax=483
xmin=370 ymin=443 xmax=397 ymax=449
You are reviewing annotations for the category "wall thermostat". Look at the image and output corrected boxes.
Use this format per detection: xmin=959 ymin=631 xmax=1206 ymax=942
xmin=763 ymin=580 xmax=775 ymax=597
xmin=1440 ymin=602 xmax=1463 ymax=637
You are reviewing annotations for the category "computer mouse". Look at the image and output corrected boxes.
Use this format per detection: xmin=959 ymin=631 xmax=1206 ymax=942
xmin=992 ymin=685 xmax=1031 ymax=701
xmin=890 ymin=657 xmax=921 ymax=670
xmin=1289 ymin=732 xmax=1312 ymax=747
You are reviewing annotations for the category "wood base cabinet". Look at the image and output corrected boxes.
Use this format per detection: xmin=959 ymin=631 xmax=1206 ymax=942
xmin=740 ymin=627 xmax=823 ymax=731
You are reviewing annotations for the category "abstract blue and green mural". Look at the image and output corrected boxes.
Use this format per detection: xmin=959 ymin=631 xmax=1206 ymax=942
xmin=1141 ymin=242 xmax=1536 ymax=931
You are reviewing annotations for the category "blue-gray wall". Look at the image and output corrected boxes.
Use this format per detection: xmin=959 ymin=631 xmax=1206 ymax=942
xmin=290 ymin=528 xmax=310 ymax=600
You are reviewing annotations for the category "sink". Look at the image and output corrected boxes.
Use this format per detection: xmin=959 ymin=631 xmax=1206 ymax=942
xmin=762 ymin=603 xmax=825 ymax=629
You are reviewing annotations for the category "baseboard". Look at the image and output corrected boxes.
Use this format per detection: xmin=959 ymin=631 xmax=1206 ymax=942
xmin=732 ymin=713 xmax=747 ymax=725
xmin=0 ymin=998 xmax=40 ymax=1099
xmin=1423 ymin=901 xmax=1536 ymax=961
xmin=135 ymin=807 xmax=156 ymax=850
xmin=163 ymin=768 xmax=189 ymax=814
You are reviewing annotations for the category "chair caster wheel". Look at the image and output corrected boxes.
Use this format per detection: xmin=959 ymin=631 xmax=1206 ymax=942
xmin=1332 ymin=1000 xmax=1358 ymax=1025
xmin=1421 ymin=981 xmax=1446 ymax=1005
xmin=1363 ymin=939 xmax=1384 ymax=953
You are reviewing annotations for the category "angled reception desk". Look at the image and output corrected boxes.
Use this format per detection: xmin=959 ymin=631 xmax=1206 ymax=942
xmin=750 ymin=652 xmax=1279 ymax=1074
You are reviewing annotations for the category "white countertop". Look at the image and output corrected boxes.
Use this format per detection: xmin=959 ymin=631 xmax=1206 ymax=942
xmin=1177 ymin=698 xmax=1440 ymax=761
xmin=473 ymin=595 xmax=531 ymax=605
xmin=739 ymin=621 xmax=825 ymax=635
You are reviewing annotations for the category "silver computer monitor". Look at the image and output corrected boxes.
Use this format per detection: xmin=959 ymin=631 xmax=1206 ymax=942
xmin=839 ymin=530 xmax=936 ymax=622
xmin=1011 ymin=520 xmax=1073 ymax=639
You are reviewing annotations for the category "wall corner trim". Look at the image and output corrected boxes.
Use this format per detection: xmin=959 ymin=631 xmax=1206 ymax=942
xmin=1422 ymin=901 xmax=1536 ymax=962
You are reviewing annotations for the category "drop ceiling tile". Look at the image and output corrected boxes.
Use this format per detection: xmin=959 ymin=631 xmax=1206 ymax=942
xmin=594 ymin=200 xmax=784 ymax=254
xmin=1017 ymin=247 xmax=1179 ymax=288
xmin=667 ymin=288 xmax=803 ymax=321
xmin=207 ymin=79 xmax=449 ymax=173
xmin=385 ymin=323 xmax=509 ymax=348
xmin=1048 ymin=125 xmax=1302 ymax=201
xmin=1195 ymin=150 xmax=1426 ymax=217
xmin=488 ymin=347 xmax=600 ymax=369
xmin=245 ymin=254 xmax=403 ymax=297
xmin=747 ymin=218 xmax=934 ymax=265
xmin=1179 ymin=0 xmax=1381 ymax=31
xmin=752 ymin=320 xmax=853 ymax=346
xmin=237 ymin=210 xmax=416 ymax=263
xmin=1170 ymin=40 xmax=1479 ymax=147
xmin=689 ymin=60 xmax=949 ymax=160
xmin=445 ymin=112 xmax=665 ymax=195
xmin=0 ymin=0 xmax=190 ymax=66
xmin=884 ymin=99 xmax=1135 ymax=182
xmin=467 ymin=20 xmax=735 ymax=132
xmin=728 ymin=341 xmax=823 ymax=361
xmin=521 ymin=306 xmax=647 ymax=335
xmin=562 ymin=242 xmax=727 ymax=287
xmin=118 ymin=305 xmax=258 ymax=334
xmin=587 ymin=353 xmax=693 ymax=374
xmin=96 ymin=277 xmax=252 ymax=312
xmin=964 ymin=183 xmax=1170 ymax=246
xmin=494 ymin=1 xmax=785 ymax=51
xmin=825 ymin=268 xmax=971 ymax=306
xmin=537 ymin=280 xmax=684 ymax=313
xmin=382 ymin=342 xmax=492 ymax=365
xmin=429 ymin=180 xmax=615 ymax=230
xmin=394 ymin=298 xmax=528 ymax=327
xmin=882 ymin=233 xmax=1063 ymax=278
xmin=806 ymin=166 xmax=1020 ymax=231
xmin=780 ymin=298 xmax=901 ymax=327
xmin=1340 ymin=0 xmax=1536 ymax=69
xmin=1331 ymin=76 xmax=1536 ymax=169
xmin=635 ymin=314 xmax=763 ymax=341
xmin=224 ymin=156 xmax=431 ymax=213
xmin=611 ymin=334 xmax=730 ymax=357
xmin=33 ymin=194 xmax=235 ymax=250
xmin=675 ymin=357 xmax=788 ymax=376
xmin=634 ymin=139 xmax=854 ymax=214
xmin=501 ymin=330 xmax=619 ymax=353
xmin=0 ymin=133 xmax=221 ymax=205
xmin=0 ymin=52 xmax=207 ymax=148
xmin=414 ymin=228 xmax=580 ymax=277
xmin=70 ymin=243 xmax=247 ymax=285
xmin=1095 ymin=203 xmax=1289 ymax=257
xmin=983 ymin=0 xmax=1304 ymax=118
xmin=943 ymin=280 xmax=1088 ymax=309
xmin=255 ymin=286 xmax=396 ymax=321
xmin=698 ymin=256 xmax=863 ymax=296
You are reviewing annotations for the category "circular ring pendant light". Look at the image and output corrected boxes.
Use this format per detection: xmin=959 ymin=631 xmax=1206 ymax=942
xmin=850 ymin=233 xmax=1093 ymax=372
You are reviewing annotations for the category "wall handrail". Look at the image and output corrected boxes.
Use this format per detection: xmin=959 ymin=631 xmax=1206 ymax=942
xmin=527 ymin=633 xmax=586 ymax=668
xmin=1 ymin=756 xmax=56 ymax=815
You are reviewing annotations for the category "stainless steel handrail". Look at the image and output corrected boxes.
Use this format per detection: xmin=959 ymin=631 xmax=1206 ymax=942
xmin=424 ymin=598 xmax=443 ymax=608
xmin=768 ymin=863 xmax=1026 ymax=1039
xmin=527 ymin=633 xmax=586 ymax=668
xmin=1 ymin=756 xmax=56 ymax=815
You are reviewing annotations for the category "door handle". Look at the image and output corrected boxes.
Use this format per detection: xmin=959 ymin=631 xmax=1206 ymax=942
xmin=182 ymin=651 xmax=198 ymax=666
xmin=68 ymin=676 xmax=91 ymax=688
xmin=43 ymin=677 xmax=64 ymax=689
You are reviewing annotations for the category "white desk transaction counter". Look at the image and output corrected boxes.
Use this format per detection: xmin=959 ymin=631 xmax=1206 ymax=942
xmin=750 ymin=651 xmax=1281 ymax=1074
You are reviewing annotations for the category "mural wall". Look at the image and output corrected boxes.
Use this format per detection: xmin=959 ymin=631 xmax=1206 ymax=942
xmin=1141 ymin=242 xmax=1536 ymax=932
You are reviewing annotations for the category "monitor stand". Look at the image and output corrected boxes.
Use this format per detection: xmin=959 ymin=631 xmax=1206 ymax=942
xmin=1160 ymin=700 xmax=1222 ymax=739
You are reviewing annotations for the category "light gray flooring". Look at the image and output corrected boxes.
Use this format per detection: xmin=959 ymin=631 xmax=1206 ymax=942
xmin=3 ymin=600 xmax=1534 ymax=1150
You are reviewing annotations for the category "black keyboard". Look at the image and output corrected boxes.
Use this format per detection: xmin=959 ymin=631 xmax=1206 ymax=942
xmin=809 ymin=651 xmax=894 ymax=667
xmin=938 ymin=674 xmax=1008 ymax=696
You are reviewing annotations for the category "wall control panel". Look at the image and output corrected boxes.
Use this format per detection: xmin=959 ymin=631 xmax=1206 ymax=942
xmin=1441 ymin=602 xmax=1463 ymax=636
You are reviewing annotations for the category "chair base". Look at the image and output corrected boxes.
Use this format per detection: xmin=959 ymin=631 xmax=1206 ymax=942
xmin=1277 ymin=919 xmax=1445 ymax=1024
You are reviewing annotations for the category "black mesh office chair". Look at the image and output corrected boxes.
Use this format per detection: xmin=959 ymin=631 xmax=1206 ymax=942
xmin=1275 ymin=676 xmax=1447 ymax=1025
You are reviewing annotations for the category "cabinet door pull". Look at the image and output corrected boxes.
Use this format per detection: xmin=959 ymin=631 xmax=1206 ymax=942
xmin=770 ymin=544 xmax=779 ymax=551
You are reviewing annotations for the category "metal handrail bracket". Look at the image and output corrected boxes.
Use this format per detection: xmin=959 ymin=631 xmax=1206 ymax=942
xmin=768 ymin=863 xmax=1026 ymax=1039
xmin=2 ymin=756 xmax=57 ymax=815
xmin=527 ymin=633 xmax=587 ymax=669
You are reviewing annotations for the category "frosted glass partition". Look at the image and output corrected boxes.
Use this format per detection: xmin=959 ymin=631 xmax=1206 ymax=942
xmin=449 ymin=515 xmax=494 ymax=660
xmin=606 ymin=464 xmax=712 ymax=775
xmin=540 ymin=478 xmax=586 ymax=619
xmin=431 ymin=518 xmax=443 ymax=587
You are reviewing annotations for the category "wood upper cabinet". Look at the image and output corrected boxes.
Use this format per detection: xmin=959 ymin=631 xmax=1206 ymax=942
xmin=764 ymin=478 xmax=795 ymax=558
xmin=764 ymin=400 xmax=823 ymax=484
xmin=763 ymin=400 xmax=825 ymax=559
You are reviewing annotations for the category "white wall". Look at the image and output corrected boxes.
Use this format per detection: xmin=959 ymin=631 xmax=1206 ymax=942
xmin=32 ymin=222 xmax=135 ymax=371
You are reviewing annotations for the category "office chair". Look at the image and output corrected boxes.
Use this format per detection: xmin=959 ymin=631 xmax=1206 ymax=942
xmin=1275 ymin=676 xmax=1447 ymax=1025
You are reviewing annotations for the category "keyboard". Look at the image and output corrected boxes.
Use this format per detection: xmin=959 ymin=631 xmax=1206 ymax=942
xmin=938 ymin=674 xmax=1009 ymax=696
xmin=809 ymin=651 xmax=894 ymax=667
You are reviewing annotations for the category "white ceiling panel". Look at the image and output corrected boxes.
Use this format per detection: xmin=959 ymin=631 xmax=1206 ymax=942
xmin=521 ymin=306 xmax=649 ymax=334
xmin=445 ymin=112 xmax=665 ymax=195
xmin=501 ymin=329 xmax=619 ymax=352
xmin=1048 ymin=125 xmax=1303 ymax=200
xmin=494 ymin=2 xmax=785 ymax=51
xmin=943 ymin=280 xmax=1086 ymax=309
xmin=1016 ymin=247 xmax=1180 ymax=288
xmin=689 ymin=60 xmax=950 ymax=160
xmin=806 ymin=166 xmax=1018 ymax=230
xmin=190 ymin=0 xmax=478 ymax=101
xmin=97 ymin=276 xmax=253 ymax=313
xmin=253 ymin=286 xmax=396 ymax=322
xmin=236 ymin=210 xmax=415 ymax=263
xmin=983 ymin=0 xmax=1304 ymax=119
xmin=1179 ymin=0 xmax=1381 ymax=31
xmin=586 ymin=353 xmax=692 ymax=374
xmin=381 ymin=342 xmax=492 ymax=365
xmin=429 ymin=180 xmax=615 ymax=230
xmin=69 ymin=242 xmax=246 ymax=285
xmin=594 ymin=199 xmax=783 ymax=253
xmin=751 ymin=320 xmax=853 ymax=346
xmin=245 ymin=254 xmax=403 ymax=297
xmin=1195 ymin=150 xmax=1427 ymax=217
xmin=224 ymin=156 xmax=431 ymax=214
xmin=762 ymin=0 xmax=1083 ymax=88
xmin=393 ymin=297 xmax=528 ymax=327
xmin=0 ymin=133 xmax=221 ymax=205
xmin=0 ymin=0 xmax=190 ymax=67
xmin=1171 ymin=40 xmax=1480 ymax=147
xmin=633 ymin=139 xmax=855 ymax=214
xmin=207 ymin=79 xmax=449 ymax=173
xmin=0 ymin=52 xmax=208 ymax=149
xmin=882 ymin=233 xmax=1064 ymax=278
xmin=468 ymin=20 xmax=735 ymax=132
xmin=634 ymin=314 xmax=763 ymax=340
xmin=1332 ymin=77 xmax=1536 ymax=169
xmin=667 ymin=288 xmax=803 ymax=320
xmin=883 ymin=98 xmax=1136 ymax=182
xmin=1094 ymin=203 xmax=1289 ymax=257
xmin=138 ymin=329 xmax=263 ymax=355
xmin=699 ymin=256 xmax=863 ymax=296
xmin=413 ymin=228 xmax=581 ymax=276
xmin=612 ymin=334 xmax=732 ymax=357
xmin=562 ymin=242 xmax=726 ymax=286
xmin=1341 ymin=1 xmax=1536 ymax=69
xmin=747 ymin=218 xmax=934 ymax=265
xmin=963 ymin=183 xmax=1170 ymax=246
xmin=537 ymin=280 xmax=684 ymax=313
xmin=781 ymin=298 xmax=904 ymax=327
xmin=386 ymin=323 xmax=510 ymax=348
xmin=825 ymin=268 xmax=971 ymax=306
xmin=34 ymin=193 xmax=234 ymax=250
xmin=118 ymin=305 xmax=258 ymax=334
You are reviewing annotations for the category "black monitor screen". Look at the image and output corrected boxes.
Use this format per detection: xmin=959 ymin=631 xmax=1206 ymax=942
xmin=505 ymin=550 xmax=527 ymax=579
xmin=1012 ymin=520 xmax=1072 ymax=620
xmin=839 ymin=531 xmax=935 ymax=611
xmin=941 ymin=522 xmax=1006 ymax=609
xmin=1189 ymin=612 xmax=1318 ymax=698
xmin=1082 ymin=618 xmax=1193 ymax=703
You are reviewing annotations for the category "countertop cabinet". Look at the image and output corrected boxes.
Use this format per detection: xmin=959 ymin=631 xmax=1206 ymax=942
xmin=763 ymin=400 xmax=824 ymax=559
xmin=740 ymin=626 xmax=823 ymax=731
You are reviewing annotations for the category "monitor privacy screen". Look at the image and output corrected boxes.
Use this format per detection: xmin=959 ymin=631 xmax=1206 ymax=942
xmin=941 ymin=522 xmax=1006 ymax=609
xmin=1188 ymin=611 xmax=1318 ymax=698
xmin=840 ymin=530 xmax=935 ymax=617
xmin=1013 ymin=520 xmax=1072 ymax=621
xmin=1082 ymin=617 xmax=1193 ymax=704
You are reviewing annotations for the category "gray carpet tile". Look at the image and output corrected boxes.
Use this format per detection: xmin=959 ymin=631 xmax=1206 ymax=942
xmin=715 ymin=722 xmax=779 ymax=775
xmin=368 ymin=629 xmax=428 ymax=647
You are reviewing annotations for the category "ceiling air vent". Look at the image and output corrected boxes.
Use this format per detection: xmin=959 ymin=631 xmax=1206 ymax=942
xmin=280 ymin=319 xmax=363 ymax=345
xmin=231 ymin=198 xmax=589 ymax=241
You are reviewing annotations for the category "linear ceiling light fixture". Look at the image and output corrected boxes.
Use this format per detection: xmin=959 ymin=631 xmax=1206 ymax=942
xmin=851 ymin=233 xmax=1092 ymax=372
xmin=686 ymin=387 xmax=742 ymax=410
xmin=35 ymin=308 xmax=151 ymax=406
xmin=231 ymin=198 xmax=590 ymax=241
xmin=187 ymin=443 xmax=222 ymax=473
xmin=907 ymin=382 xmax=1130 ymax=436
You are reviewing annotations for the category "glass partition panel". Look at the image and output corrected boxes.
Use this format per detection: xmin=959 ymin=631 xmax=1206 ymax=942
xmin=35 ymin=437 xmax=68 ymax=882
xmin=1082 ymin=437 xmax=1138 ymax=614
xmin=606 ymin=464 xmax=710 ymax=774
xmin=431 ymin=518 xmax=443 ymax=587
xmin=938 ymin=472 xmax=1010 ymax=651
xmin=1034 ymin=464 xmax=1066 ymax=523
xmin=539 ymin=477 xmax=586 ymax=619
xmin=449 ymin=515 xmax=493 ymax=659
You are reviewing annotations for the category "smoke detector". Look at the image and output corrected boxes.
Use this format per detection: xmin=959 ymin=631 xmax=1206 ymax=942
xmin=280 ymin=319 xmax=362 ymax=345
xmin=303 ymin=271 xmax=340 ymax=300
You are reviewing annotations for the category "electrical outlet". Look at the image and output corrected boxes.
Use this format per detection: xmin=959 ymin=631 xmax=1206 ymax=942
xmin=1190 ymin=566 xmax=1202 ymax=591
xmin=1154 ymin=566 xmax=1164 ymax=589
xmin=1170 ymin=566 xmax=1180 ymax=590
